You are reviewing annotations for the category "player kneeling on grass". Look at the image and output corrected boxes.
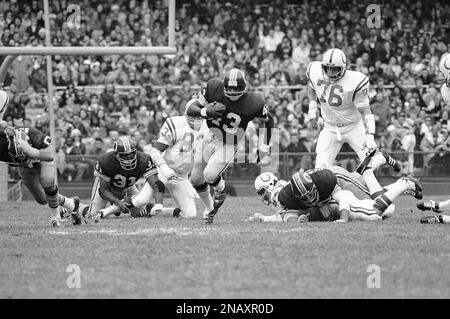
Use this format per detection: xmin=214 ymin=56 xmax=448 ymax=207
xmin=79 ymin=136 xmax=167 ymax=221
xmin=0 ymin=122 xmax=81 ymax=227
xmin=147 ymin=111 xmax=214 ymax=219
xmin=248 ymin=159 xmax=423 ymax=223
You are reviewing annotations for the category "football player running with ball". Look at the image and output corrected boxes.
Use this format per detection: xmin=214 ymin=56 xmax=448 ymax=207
xmin=80 ymin=136 xmax=165 ymax=221
xmin=306 ymin=48 xmax=378 ymax=167
xmin=0 ymin=122 xmax=81 ymax=227
xmin=186 ymin=68 xmax=274 ymax=224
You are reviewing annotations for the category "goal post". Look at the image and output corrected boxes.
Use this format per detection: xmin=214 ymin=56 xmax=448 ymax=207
xmin=0 ymin=0 xmax=177 ymax=201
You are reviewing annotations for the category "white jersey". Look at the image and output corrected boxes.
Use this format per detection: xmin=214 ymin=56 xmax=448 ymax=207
xmin=271 ymin=179 xmax=289 ymax=210
xmin=306 ymin=61 xmax=369 ymax=130
xmin=441 ymin=84 xmax=450 ymax=105
xmin=157 ymin=116 xmax=209 ymax=177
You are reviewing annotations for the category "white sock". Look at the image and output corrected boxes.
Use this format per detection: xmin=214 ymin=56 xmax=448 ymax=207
xmin=101 ymin=205 xmax=121 ymax=218
xmin=159 ymin=207 xmax=179 ymax=217
xmin=214 ymin=179 xmax=225 ymax=193
xmin=441 ymin=215 xmax=450 ymax=224
xmin=49 ymin=207 xmax=59 ymax=220
xmin=60 ymin=196 xmax=75 ymax=212
xmin=439 ymin=200 xmax=450 ymax=211
xmin=362 ymin=169 xmax=384 ymax=194
xmin=370 ymin=152 xmax=387 ymax=170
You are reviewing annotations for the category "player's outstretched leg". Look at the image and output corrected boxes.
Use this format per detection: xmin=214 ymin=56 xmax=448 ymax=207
xmin=420 ymin=214 xmax=450 ymax=224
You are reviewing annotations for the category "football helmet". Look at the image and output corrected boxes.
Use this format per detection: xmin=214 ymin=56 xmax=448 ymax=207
xmin=0 ymin=89 xmax=9 ymax=114
xmin=439 ymin=53 xmax=450 ymax=87
xmin=321 ymin=48 xmax=347 ymax=82
xmin=254 ymin=172 xmax=278 ymax=205
xmin=223 ymin=68 xmax=247 ymax=101
xmin=290 ymin=171 xmax=319 ymax=205
xmin=185 ymin=99 xmax=204 ymax=131
xmin=113 ymin=136 xmax=137 ymax=170
xmin=6 ymin=128 xmax=30 ymax=164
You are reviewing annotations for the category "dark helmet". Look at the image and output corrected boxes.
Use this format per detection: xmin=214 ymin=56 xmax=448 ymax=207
xmin=223 ymin=68 xmax=248 ymax=101
xmin=290 ymin=170 xmax=319 ymax=205
xmin=113 ymin=136 xmax=137 ymax=170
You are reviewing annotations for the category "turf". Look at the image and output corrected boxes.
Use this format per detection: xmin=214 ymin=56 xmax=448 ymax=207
xmin=1 ymin=195 xmax=450 ymax=299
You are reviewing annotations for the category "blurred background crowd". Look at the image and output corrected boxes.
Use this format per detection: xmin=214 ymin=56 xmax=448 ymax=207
xmin=1 ymin=0 xmax=450 ymax=181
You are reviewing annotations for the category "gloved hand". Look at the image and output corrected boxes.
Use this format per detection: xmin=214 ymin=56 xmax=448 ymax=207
xmin=159 ymin=163 xmax=176 ymax=181
xmin=114 ymin=200 xmax=130 ymax=214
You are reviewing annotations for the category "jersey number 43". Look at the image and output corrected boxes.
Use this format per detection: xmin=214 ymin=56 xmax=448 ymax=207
xmin=210 ymin=112 xmax=242 ymax=134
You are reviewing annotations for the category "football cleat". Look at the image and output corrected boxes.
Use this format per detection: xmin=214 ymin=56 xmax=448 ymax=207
xmin=204 ymin=209 xmax=218 ymax=225
xmin=380 ymin=150 xmax=401 ymax=172
xmin=173 ymin=208 xmax=181 ymax=218
xmin=402 ymin=176 xmax=423 ymax=199
xmin=417 ymin=200 xmax=441 ymax=213
xmin=420 ymin=215 xmax=443 ymax=224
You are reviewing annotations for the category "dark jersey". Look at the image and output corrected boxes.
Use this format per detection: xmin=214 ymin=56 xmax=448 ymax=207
xmin=94 ymin=151 xmax=157 ymax=190
xmin=278 ymin=168 xmax=338 ymax=210
xmin=197 ymin=78 xmax=268 ymax=144
xmin=0 ymin=127 xmax=51 ymax=167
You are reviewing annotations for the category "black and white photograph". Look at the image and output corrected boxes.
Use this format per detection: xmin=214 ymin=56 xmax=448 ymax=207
xmin=1 ymin=0 xmax=450 ymax=303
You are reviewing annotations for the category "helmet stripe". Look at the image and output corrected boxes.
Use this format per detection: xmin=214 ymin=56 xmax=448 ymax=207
xmin=329 ymin=49 xmax=335 ymax=63
xmin=292 ymin=173 xmax=308 ymax=195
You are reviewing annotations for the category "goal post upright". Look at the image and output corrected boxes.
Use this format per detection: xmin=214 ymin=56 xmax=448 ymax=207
xmin=0 ymin=0 xmax=177 ymax=201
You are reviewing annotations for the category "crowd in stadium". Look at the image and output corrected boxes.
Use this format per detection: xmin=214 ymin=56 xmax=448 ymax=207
xmin=1 ymin=0 xmax=450 ymax=181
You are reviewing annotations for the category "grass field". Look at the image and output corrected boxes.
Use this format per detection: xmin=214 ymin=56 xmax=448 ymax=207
xmin=1 ymin=195 xmax=450 ymax=299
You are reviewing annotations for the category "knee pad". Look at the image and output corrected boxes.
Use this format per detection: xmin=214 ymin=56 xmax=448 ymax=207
xmin=194 ymin=182 xmax=209 ymax=192
xmin=190 ymin=169 xmax=205 ymax=186
xmin=44 ymin=185 xmax=58 ymax=196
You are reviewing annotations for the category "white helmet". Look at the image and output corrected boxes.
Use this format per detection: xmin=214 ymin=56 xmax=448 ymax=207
xmin=321 ymin=48 xmax=347 ymax=82
xmin=254 ymin=172 xmax=278 ymax=205
xmin=439 ymin=53 xmax=450 ymax=86
xmin=184 ymin=98 xmax=204 ymax=131
xmin=0 ymin=89 xmax=9 ymax=114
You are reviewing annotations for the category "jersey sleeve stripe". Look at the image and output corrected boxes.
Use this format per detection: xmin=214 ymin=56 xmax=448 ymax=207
xmin=166 ymin=118 xmax=177 ymax=143
xmin=197 ymin=93 xmax=208 ymax=106
xmin=143 ymin=168 xmax=158 ymax=179
xmin=352 ymin=78 xmax=369 ymax=102
xmin=93 ymin=170 xmax=111 ymax=182
xmin=306 ymin=63 xmax=314 ymax=87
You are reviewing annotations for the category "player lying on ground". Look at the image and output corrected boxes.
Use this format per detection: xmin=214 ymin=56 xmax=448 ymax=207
xmin=0 ymin=122 xmax=81 ymax=227
xmin=248 ymin=152 xmax=423 ymax=223
xmin=78 ymin=136 xmax=168 ymax=221
xmin=186 ymin=68 xmax=274 ymax=224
